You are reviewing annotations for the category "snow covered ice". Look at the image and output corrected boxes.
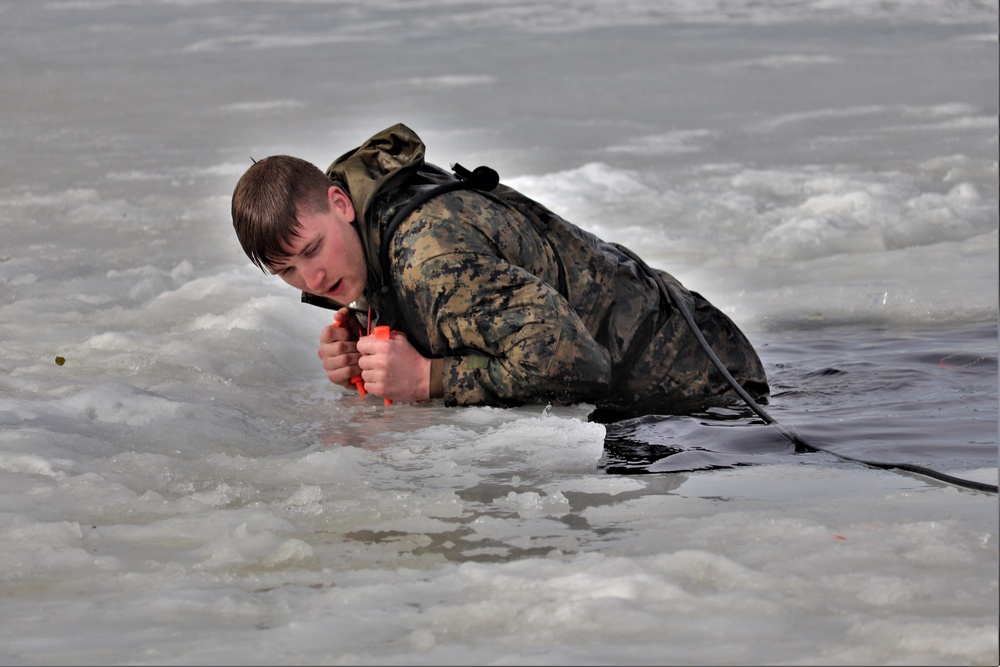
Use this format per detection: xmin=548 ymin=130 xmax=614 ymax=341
xmin=1 ymin=0 xmax=997 ymax=664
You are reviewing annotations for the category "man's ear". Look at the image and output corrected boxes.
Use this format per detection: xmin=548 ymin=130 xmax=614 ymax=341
xmin=327 ymin=185 xmax=356 ymax=223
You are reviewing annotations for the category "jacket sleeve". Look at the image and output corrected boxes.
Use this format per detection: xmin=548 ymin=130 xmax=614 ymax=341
xmin=389 ymin=193 xmax=612 ymax=407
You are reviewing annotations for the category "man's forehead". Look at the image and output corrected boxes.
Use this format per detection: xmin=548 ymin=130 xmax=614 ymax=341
xmin=266 ymin=233 xmax=313 ymax=273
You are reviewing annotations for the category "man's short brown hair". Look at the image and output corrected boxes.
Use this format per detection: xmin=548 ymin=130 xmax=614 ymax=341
xmin=231 ymin=155 xmax=340 ymax=272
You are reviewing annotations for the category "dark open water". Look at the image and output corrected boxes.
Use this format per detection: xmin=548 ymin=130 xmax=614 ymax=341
xmin=602 ymin=321 xmax=998 ymax=484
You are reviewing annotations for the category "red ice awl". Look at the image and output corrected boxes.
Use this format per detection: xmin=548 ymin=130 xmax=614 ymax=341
xmin=373 ymin=326 xmax=393 ymax=406
xmin=333 ymin=320 xmax=366 ymax=396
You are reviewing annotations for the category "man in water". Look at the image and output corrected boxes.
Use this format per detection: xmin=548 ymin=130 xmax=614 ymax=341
xmin=231 ymin=123 xmax=768 ymax=419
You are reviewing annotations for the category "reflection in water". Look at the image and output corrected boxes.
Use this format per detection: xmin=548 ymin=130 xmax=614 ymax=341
xmin=600 ymin=407 xmax=805 ymax=474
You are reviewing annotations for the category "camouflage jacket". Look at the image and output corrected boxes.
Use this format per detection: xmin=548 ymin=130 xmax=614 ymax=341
xmin=318 ymin=124 xmax=769 ymax=415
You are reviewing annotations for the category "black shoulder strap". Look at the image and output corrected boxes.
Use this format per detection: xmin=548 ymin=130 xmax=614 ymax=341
xmin=377 ymin=163 xmax=499 ymax=297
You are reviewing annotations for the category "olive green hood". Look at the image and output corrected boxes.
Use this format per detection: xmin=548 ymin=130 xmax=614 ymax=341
xmin=324 ymin=123 xmax=427 ymax=290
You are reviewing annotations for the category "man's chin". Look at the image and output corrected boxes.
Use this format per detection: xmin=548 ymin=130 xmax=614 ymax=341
xmin=334 ymin=286 xmax=364 ymax=306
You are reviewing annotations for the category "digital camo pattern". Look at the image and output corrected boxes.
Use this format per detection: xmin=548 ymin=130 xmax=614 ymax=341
xmin=368 ymin=179 xmax=770 ymax=416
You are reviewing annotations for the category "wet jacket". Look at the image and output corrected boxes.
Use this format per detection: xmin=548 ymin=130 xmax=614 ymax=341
xmin=315 ymin=124 xmax=769 ymax=416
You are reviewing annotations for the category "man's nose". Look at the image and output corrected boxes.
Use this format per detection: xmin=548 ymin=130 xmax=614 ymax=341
xmin=303 ymin=264 xmax=326 ymax=291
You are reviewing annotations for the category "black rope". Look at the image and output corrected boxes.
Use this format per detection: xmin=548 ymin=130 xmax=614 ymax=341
xmin=609 ymin=242 xmax=997 ymax=494
xmin=661 ymin=278 xmax=998 ymax=494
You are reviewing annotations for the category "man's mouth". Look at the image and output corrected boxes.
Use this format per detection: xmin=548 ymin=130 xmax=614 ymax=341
xmin=325 ymin=279 xmax=343 ymax=297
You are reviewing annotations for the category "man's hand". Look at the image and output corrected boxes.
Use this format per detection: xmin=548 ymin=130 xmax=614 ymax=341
xmin=318 ymin=307 xmax=363 ymax=389
xmin=356 ymin=329 xmax=431 ymax=403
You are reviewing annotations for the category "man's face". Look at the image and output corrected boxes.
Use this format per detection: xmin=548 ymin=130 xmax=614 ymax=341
xmin=267 ymin=186 xmax=367 ymax=305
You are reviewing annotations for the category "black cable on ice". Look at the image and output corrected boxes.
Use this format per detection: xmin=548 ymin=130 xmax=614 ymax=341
xmin=664 ymin=279 xmax=998 ymax=494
